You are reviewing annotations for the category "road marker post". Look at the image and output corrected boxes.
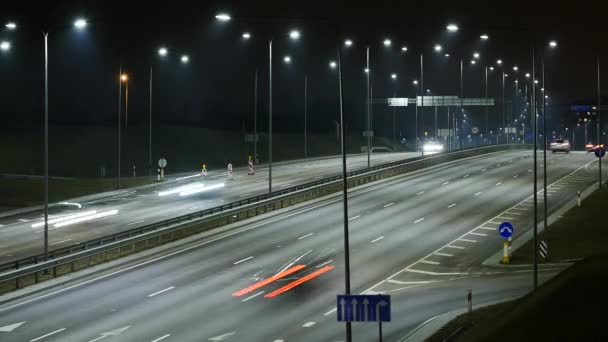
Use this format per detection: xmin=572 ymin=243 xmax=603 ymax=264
xmin=467 ymin=288 xmax=472 ymax=316
xmin=577 ymin=190 xmax=581 ymax=207
xmin=540 ymin=240 xmax=548 ymax=260
xmin=498 ymin=222 xmax=514 ymax=264
xmin=508 ymin=237 xmax=512 ymax=258
xmin=227 ymin=162 xmax=233 ymax=179
xmin=132 ymin=164 xmax=136 ymax=177
xmin=202 ymin=164 xmax=207 ymax=177
xmin=248 ymin=156 xmax=255 ymax=175
xmin=157 ymin=168 xmax=160 ymax=181
xmin=158 ymin=158 xmax=167 ymax=181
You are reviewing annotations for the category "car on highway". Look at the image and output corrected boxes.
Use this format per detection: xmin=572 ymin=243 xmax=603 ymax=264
xmin=422 ymin=141 xmax=444 ymax=156
xmin=550 ymin=139 xmax=571 ymax=153
xmin=585 ymin=143 xmax=605 ymax=152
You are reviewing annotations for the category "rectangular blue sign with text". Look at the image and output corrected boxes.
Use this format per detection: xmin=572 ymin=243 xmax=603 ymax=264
xmin=336 ymin=295 xmax=391 ymax=322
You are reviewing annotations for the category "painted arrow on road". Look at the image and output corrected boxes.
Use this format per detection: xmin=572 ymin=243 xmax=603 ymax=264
xmin=0 ymin=322 xmax=25 ymax=332
xmin=209 ymin=331 xmax=236 ymax=341
xmin=88 ymin=326 xmax=130 ymax=342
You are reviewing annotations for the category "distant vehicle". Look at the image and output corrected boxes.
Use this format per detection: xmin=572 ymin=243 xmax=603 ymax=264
xmin=422 ymin=141 xmax=444 ymax=156
xmin=585 ymin=143 xmax=605 ymax=152
xmin=550 ymin=139 xmax=571 ymax=153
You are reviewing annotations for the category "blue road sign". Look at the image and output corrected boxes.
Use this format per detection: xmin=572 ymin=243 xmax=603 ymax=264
xmin=337 ymin=295 xmax=391 ymax=322
xmin=595 ymin=148 xmax=605 ymax=159
xmin=498 ymin=221 xmax=514 ymax=239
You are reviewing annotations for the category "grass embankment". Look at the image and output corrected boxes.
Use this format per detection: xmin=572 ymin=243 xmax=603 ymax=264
xmin=428 ymin=188 xmax=608 ymax=342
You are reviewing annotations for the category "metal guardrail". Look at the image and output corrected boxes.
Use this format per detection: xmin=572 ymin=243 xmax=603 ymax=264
xmin=0 ymin=144 xmax=530 ymax=295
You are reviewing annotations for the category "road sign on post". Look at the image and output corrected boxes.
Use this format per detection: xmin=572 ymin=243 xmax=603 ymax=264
xmin=595 ymin=148 xmax=605 ymax=158
xmin=337 ymin=295 xmax=391 ymax=322
xmin=498 ymin=221 xmax=514 ymax=239
xmin=157 ymin=158 xmax=167 ymax=181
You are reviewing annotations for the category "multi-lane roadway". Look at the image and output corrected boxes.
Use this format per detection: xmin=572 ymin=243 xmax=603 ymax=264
xmin=0 ymin=150 xmax=599 ymax=342
xmin=0 ymin=153 xmax=417 ymax=265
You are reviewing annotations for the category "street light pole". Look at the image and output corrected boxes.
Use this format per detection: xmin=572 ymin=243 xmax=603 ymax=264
xmin=420 ymin=53 xmax=424 ymax=153
xmin=43 ymin=32 xmax=49 ymax=261
xmin=337 ymin=44 xmax=352 ymax=342
xmin=254 ymin=68 xmax=258 ymax=164
xmin=148 ymin=65 xmax=153 ymax=176
xmin=460 ymin=59 xmax=463 ymax=150
xmin=268 ymin=40 xmax=273 ymax=195
xmin=598 ymin=56 xmax=602 ymax=188
xmin=485 ymin=65 xmax=489 ymax=140
xmin=304 ymin=74 xmax=308 ymax=158
xmin=393 ymin=88 xmax=397 ymax=151
xmin=542 ymin=55 xmax=548 ymax=233
xmin=532 ymin=46 xmax=538 ymax=290
xmin=366 ymin=46 xmax=371 ymax=168
xmin=118 ymin=65 xmax=122 ymax=189
xmin=502 ymin=71 xmax=506 ymax=144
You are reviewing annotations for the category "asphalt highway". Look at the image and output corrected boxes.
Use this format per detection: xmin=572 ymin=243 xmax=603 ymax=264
xmin=0 ymin=152 xmax=417 ymax=265
xmin=0 ymin=150 xmax=599 ymax=342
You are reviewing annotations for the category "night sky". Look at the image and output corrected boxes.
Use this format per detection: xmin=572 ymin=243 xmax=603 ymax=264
xmin=1 ymin=0 xmax=606 ymax=134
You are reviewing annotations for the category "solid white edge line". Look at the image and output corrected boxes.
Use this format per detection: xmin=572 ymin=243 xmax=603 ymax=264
xmin=414 ymin=218 xmax=425 ymax=223
xmin=127 ymin=220 xmax=145 ymax=226
xmin=448 ymin=203 xmax=456 ymax=208
xmin=348 ymin=215 xmax=360 ymax=221
xmin=371 ymin=236 xmax=384 ymax=243
xmin=383 ymin=202 xmax=395 ymax=208
xmin=30 ymin=328 xmax=67 ymax=342
xmin=298 ymin=233 xmax=314 ymax=240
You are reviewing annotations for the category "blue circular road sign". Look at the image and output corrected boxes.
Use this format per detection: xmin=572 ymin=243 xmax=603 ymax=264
xmin=498 ymin=221 xmax=514 ymax=239
xmin=595 ymin=148 xmax=605 ymax=159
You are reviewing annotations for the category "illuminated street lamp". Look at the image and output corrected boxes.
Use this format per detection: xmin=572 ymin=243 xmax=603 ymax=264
xmin=283 ymin=55 xmax=292 ymax=64
xmin=401 ymin=46 xmax=408 ymax=52
xmin=289 ymin=30 xmax=301 ymax=40
xmin=497 ymin=59 xmax=503 ymax=65
xmin=0 ymin=41 xmax=10 ymax=52
xmin=329 ymin=61 xmax=337 ymax=69
xmin=5 ymin=22 xmax=16 ymax=30
xmin=180 ymin=55 xmax=190 ymax=64
xmin=473 ymin=52 xmax=480 ymax=59
xmin=158 ymin=47 xmax=168 ymax=56
xmin=215 ymin=13 xmax=231 ymax=21
xmin=549 ymin=40 xmax=558 ymax=48
xmin=73 ymin=18 xmax=87 ymax=29
xmin=383 ymin=38 xmax=391 ymax=47
xmin=480 ymin=34 xmax=489 ymax=40
xmin=513 ymin=66 xmax=519 ymax=71
xmin=471 ymin=60 xmax=476 ymax=65
xmin=446 ymin=24 xmax=459 ymax=32
xmin=390 ymin=73 xmax=397 ymax=80
xmin=434 ymin=44 xmax=442 ymax=52
xmin=242 ymin=32 xmax=251 ymax=40
xmin=344 ymin=39 xmax=353 ymax=47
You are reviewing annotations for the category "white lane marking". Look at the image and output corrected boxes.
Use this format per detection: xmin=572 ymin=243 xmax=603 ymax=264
xmin=463 ymin=174 xmax=470 ymax=178
xmin=0 ymin=224 xmax=4 ymax=227
xmin=498 ymin=216 xmax=515 ymax=220
xmin=294 ymin=250 xmax=313 ymax=263
xmin=474 ymin=192 xmax=482 ymax=196
xmin=489 ymin=221 xmax=503 ymax=224
xmin=547 ymin=190 xmax=558 ymax=193
xmin=469 ymin=232 xmax=488 ymax=237
xmin=127 ymin=220 xmax=145 ymax=226
xmin=30 ymin=328 xmax=67 ymax=341
xmin=513 ymin=175 xmax=519 ymax=178
xmin=176 ymin=174 xmax=201 ymax=181
xmin=434 ymin=252 xmax=454 ymax=257
xmin=298 ymin=233 xmax=315 ymax=240
xmin=416 ymin=191 xmax=425 ymax=195
xmin=528 ymin=169 xmax=532 ymax=172
xmin=458 ymin=238 xmax=477 ymax=243
xmin=496 ymin=182 xmax=503 ymax=186
xmin=233 ymin=256 xmax=254 ymax=265
xmin=18 ymin=219 xmax=29 ymax=222
xmin=383 ymin=202 xmax=395 ymax=208
xmin=510 ymin=207 xmax=528 ymax=211
xmin=348 ymin=215 xmax=360 ymax=221
xmin=481 ymin=169 xmax=487 ymax=172
xmin=446 ymin=245 xmax=466 ymax=249
xmin=189 ymin=206 xmax=202 ymax=210
xmin=302 ymin=322 xmax=316 ymax=328
xmin=520 ymin=203 xmax=534 ymax=207
xmin=505 ymin=211 xmax=522 ymax=215
xmin=479 ymin=226 xmax=496 ymax=231
xmin=324 ymin=308 xmax=337 ymax=316
xmin=151 ymin=334 xmax=172 ymax=342
xmin=282 ymin=183 xmax=291 ymax=187
xmin=148 ymin=286 xmax=175 ymax=297
xmin=209 ymin=332 xmax=236 ymax=341
xmin=414 ymin=218 xmax=425 ymax=224
xmin=442 ymin=182 xmax=450 ymax=186
xmin=405 ymin=269 xmax=467 ymax=276
xmin=239 ymin=193 xmax=251 ymax=197
xmin=316 ymin=259 xmax=334 ymax=268
xmin=49 ymin=239 xmax=72 ymax=246
xmin=448 ymin=203 xmax=456 ymax=208
xmin=87 ymin=326 xmax=131 ymax=342
xmin=273 ymin=340 xmax=285 ymax=342
xmin=420 ymin=260 xmax=440 ymax=265
xmin=242 ymin=291 xmax=264 ymax=302
xmin=371 ymin=236 xmax=384 ymax=243
xmin=387 ymin=279 xmax=438 ymax=285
